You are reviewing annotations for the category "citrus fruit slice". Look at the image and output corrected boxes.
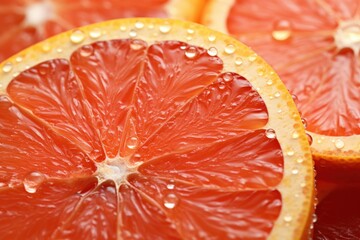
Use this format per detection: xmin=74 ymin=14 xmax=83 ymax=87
xmin=0 ymin=18 xmax=313 ymax=239
xmin=0 ymin=0 xmax=205 ymax=62
xmin=202 ymin=0 xmax=360 ymax=164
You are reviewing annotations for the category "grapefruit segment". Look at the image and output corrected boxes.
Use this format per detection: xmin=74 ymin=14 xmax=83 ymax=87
xmin=0 ymin=96 xmax=95 ymax=186
xmin=139 ymin=132 xmax=283 ymax=189
xmin=54 ymin=181 xmax=118 ymax=240
xmin=7 ymin=59 xmax=105 ymax=160
xmin=128 ymin=174 xmax=282 ymax=239
xmin=121 ymin=41 xmax=223 ymax=156
xmin=119 ymin=184 xmax=181 ymax=239
xmin=0 ymin=177 xmax=97 ymax=239
xmin=70 ymin=39 xmax=148 ymax=158
xmin=132 ymin=72 xmax=269 ymax=161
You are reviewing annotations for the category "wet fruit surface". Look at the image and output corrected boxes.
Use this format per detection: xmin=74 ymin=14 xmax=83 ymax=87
xmin=0 ymin=19 xmax=314 ymax=239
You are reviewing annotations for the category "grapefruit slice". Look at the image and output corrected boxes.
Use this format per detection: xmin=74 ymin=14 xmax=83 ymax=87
xmin=0 ymin=18 xmax=313 ymax=239
xmin=0 ymin=0 xmax=205 ymax=62
xmin=202 ymin=0 xmax=360 ymax=164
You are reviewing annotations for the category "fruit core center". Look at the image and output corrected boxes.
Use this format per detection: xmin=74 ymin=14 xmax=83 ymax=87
xmin=95 ymin=157 xmax=132 ymax=185
xmin=25 ymin=1 xmax=54 ymax=26
xmin=334 ymin=20 xmax=360 ymax=54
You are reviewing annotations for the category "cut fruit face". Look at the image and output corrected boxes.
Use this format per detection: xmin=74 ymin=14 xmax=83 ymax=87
xmin=202 ymin=0 xmax=360 ymax=162
xmin=0 ymin=18 xmax=313 ymax=239
xmin=0 ymin=0 xmax=205 ymax=62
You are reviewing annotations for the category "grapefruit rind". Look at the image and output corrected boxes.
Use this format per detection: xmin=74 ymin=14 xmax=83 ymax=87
xmin=201 ymin=0 xmax=360 ymax=163
xmin=0 ymin=18 xmax=314 ymax=239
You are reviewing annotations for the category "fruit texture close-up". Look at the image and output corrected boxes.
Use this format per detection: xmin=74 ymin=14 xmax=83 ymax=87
xmin=0 ymin=18 xmax=314 ymax=239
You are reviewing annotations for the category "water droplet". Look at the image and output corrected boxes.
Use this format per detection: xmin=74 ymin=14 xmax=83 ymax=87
xmin=218 ymin=82 xmax=226 ymax=90
xmin=301 ymin=118 xmax=307 ymax=128
xmin=129 ymin=29 xmax=137 ymax=38
xmin=266 ymin=79 xmax=273 ymax=85
xmin=135 ymin=21 xmax=144 ymax=29
xmin=38 ymin=65 xmax=49 ymax=75
xmin=2 ymin=62 xmax=13 ymax=73
xmin=163 ymin=193 xmax=179 ymax=209
xmin=335 ymin=139 xmax=344 ymax=149
xmin=167 ymin=180 xmax=175 ymax=190
xmin=292 ymin=131 xmax=299 ymax=139
xmin=12 ymin=72 xmax=20 ymax=77
xmin=257 ymin=69 xmax=264 ymax=76
xmin=56 ymin=48 xmax=63 ymax=53
xmin=283 ymin=215 xmax=292 ymax=222
xmin=80 ymin=45 xmax=93 ymax=57
xmin=292 ymin=168 xmax=299 ymax=175
xmin=297 ymin=158 xmax=304 ymax=164
xmin=306 ymin=133 xmax=313 ymax=145
xmin=287 ymin=149 xmax=295 ymax=156
xmin=272 ymin=20 xmax=292 ymax=41
xmin=291 ymin=94 xmax=298 ymax=103
xmin=235 ymin=57 xmax=243 ymax=66
xmin=265 ymin=129 xmax=276 ymax=139
xmin=224 ymin=44 xmax=235 ymax=54
xmin=159 ymin=23 xmax=171 ymax=33
xmin=274 ymin=92 xmax=281 ymax=98
xmin=70 ymin=30 xmax=85 ymax=44
xmin=130 ymin=41 xmax=144 ymax=50
xmin=15 ymin=56 xmax=23 ymax=63
xmin=248 ymin=54 xmax=257 ymax=62
xmin=89 ymin=28 xmax=102 ymax=39
xmin=127 ymin=137 xmax=138 ymax=150
xmin=208 ymin=34 xmax=216 ymax=42
xmin=223 ymin=73 xmax=233 ymax=82
xmin=23 ymin=172 xmax=45 ymax=193
xmin=187 ymin=28 xmax=195 ymax=34
xmin=185 ymin=46 xmax=197 ymax=59
xmin=207 ymin=47 xmax=218 ymax=56
xmin=41 ymin=43 xmax=51 ymax=52
xmin=120 ymin=25 xmax=127 ymax=32
xmin=313 ymin=214 xmax=318 ymax=223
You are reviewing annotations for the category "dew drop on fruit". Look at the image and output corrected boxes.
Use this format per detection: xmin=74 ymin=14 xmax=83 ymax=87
xmin=287 ymin=149 xmax=295 ymax=156
xmin=291 ymin=168 xmax=299 ymax=175
xmin=306 ymin=133 xmax=313 ymax=145
xmin=126 ymin=136 xmax=138 ymax=150
xmin=265 ymin=128 xmax=276 ymax=139
xmin=185 ymin=47 xmax=197 ymax=59
xmin=292 ymin=131 xmax=299 ymax=139
xmin=291 ymin=94 xmax=298 ymax=104
xmin=163 ymin=193 xmax=179 ymax=209
xmin=223 ymin=72 xmax=233 ymax=82
xmin=274 ymin=91 xmax=281 ymax=98
xmin=235 ymin=57 xmax=243 ymax=66
xmin=89 ymin=28 xmax=102 ymax=39
xmin=283 ymin=215 xmax=292 ymax=223
xmin=42 ymin=43 xmax=51 ymax=52
xmin=207 ymin=47 xmax=218 ymax=56
xmin=224 ymin=44 xmax=235 ymax=54
xmin=335 ymin=139 xmax=345 ymax=149
xmin=312 ymin=213 xmax=318 ymax=223
xmin=159 ymin=23 xmax=171 ymax=33
xmin=266 ymin=79 xmax=273 ymax=85
xmin=15 ymin=56 xmax=23 ymax=63
xmin=218 ymin=82 xmax=226 ymax=90
xmin=70 ymin=30 xmax=85 ymax=44
xmin=166 ymin=180 xmax=175 ymax=190
xmin=187 ymin=28 xmax=195 ymax=34
xmin=23 ymin=171 xmax=45 ymax=193
xmin=301 ymin=118 xmax=307 ymax=128
xmin=297 ymin=158 xmax=304 ymax=164
xmin=208 ymin=34 xmax=216 ymax=42
xmin=129 ymin=29 xmax=137 ymax=38
xmin=134 ymin=21 xmax=144 ymax=29
xmin=272 ymin=20 xmax=292 ymax=41
xmin=248 ymin=54 xmax=257 ymax=62
xmin=80 ymin=45 xmax=94 ymax=57
xmin=2 ymin=62 xmax=13 ymax=73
